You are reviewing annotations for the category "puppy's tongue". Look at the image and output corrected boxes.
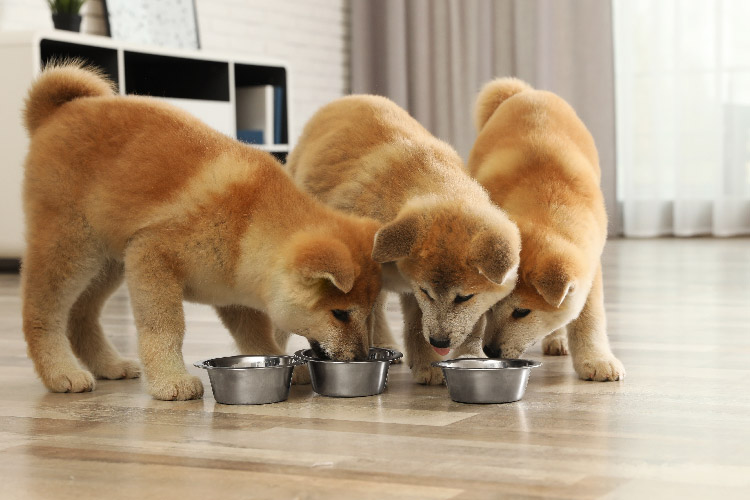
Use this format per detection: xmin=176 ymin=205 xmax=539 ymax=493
xmin=432 ymin=347 xmax=451 ymax=356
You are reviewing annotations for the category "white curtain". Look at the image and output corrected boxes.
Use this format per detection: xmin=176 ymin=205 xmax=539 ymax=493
xmin=614 ymin=0 xmax=750 ymax=237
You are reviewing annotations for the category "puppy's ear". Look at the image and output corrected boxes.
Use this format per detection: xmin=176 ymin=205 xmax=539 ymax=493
xmin=372 ymin=213 xmax=422 ymax=263
xmin=469 ymin=230 xmax=520 ymax=285
xmin=293 ymin=237 xmax=358 ymax=293
xmin=530 ymin=262 xmax=576 ymax=307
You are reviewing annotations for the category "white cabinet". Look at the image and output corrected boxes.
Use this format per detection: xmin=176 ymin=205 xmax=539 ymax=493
xmin=0 ymin=30 xmax=292 ymax=260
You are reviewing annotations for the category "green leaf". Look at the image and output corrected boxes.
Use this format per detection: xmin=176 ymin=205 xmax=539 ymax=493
xmin=47 ymin=0 xmax=86 ymax=14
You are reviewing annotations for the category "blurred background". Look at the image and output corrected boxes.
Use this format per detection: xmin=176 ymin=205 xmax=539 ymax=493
xmin=1 ymin=0 xmax=748 ymax=240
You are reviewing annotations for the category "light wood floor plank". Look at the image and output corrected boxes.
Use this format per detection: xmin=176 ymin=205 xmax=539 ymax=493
xmin=0 ymin=238 xmax=749 ymax=498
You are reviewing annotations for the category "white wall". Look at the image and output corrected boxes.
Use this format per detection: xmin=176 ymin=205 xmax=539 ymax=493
xmin=0 ymin=0 xmax=351 ymax=142
xmin=196 ymin=0 xmax=350 ymax=141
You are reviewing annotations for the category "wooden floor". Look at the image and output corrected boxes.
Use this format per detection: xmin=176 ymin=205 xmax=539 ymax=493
xmin=0 ymin=238 xmax=749 ymax=499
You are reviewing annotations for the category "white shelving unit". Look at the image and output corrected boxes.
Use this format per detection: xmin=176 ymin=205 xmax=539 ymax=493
xmin=0 ymin=30 xmax=292 ymax=260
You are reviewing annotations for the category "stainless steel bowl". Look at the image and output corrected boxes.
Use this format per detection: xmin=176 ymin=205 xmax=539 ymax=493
xmin=294 ymin=348 xmax=403 ymax=398
xmin=432 ymin=358 xmax=541 ymax=404
xmin=194 ymin=355 xmax=305 ymax=405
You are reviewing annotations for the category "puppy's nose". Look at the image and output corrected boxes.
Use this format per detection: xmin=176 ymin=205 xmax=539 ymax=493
xmin=309 ymin=340 xmax=329 ymax=360
xmin=483 ymin=345 xmax=501 ymax=358
xmin=429 ymin=337 xmax=450 ymax=349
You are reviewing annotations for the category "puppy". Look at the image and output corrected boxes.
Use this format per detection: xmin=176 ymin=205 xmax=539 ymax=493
xmin=21 ymin=64 xmax=381 ymax=400
xmin=285 ymin=95 xmax=521 ymax=384
xmin=468 ymin=78 xmax=625 ymax=381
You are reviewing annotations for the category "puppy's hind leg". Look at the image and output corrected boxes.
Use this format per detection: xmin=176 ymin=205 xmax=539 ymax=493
xmin=370 ymin=291 xmax=402 ymax=362
xmin=401 ymin=293 xmax=444 ymax=385
xmin=216 ymin=306 xmax=309 ymax=384
xmin=542 ymin=327 xmax=569 ymax=356
xmin=22 ymin=223 xmax=102 ymax=393
xmin=272 ymin=328 xmax=310 ymax=384
xmin=567 ymin=266 xmax=625 ymax=381
xmin=452 ymin=315 xmax=486 ymax=359
xmin=216 ymin=306 xmax=283 ymax=355
xmin=68 ymin=259 xmax=140 ymax=380
xmin=274 ymin=328 xmax=293 ymax=353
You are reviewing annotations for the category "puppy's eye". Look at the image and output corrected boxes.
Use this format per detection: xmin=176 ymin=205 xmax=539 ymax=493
xmin=420 ymin=288 xmax=434 ymax=301
xmin=512 ymin=308 xmax=531 ymax=319
xmin=454 ymin=293 xmax=475 ymax=304
xmin=331 ymin=309 xmax=350 ymax=322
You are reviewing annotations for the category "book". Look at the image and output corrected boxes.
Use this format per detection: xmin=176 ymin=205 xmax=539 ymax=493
xmin=236 ymin=85 xmax=274 ymax=145
xmin=236 ymin=129 xmax=264 ymax=145
xmin=274 ymin=86 xmax=284 ymax=144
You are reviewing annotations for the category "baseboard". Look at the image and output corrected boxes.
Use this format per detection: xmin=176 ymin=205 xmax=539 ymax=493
xmin=0 ymin=259 xmax=20 ymax=273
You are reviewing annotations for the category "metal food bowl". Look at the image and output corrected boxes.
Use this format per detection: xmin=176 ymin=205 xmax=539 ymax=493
xmin=194 ymin=355 xmax=305 ymax=405
xmin=294 ymin=347 xmax=403 ymax=398
xmin=432 ymin=358 xmax=541 ymax=404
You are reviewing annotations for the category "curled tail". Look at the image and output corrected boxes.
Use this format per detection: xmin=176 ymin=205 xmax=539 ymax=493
xmin=473 ymin=77 xmax=533 ymax=132
xmin=24 ymin=61 xmax=115 ymax=134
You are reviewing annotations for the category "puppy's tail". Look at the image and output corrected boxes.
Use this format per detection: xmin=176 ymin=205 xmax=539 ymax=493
xmin=474 ymin=77 xmax=532 ymax=132
xmin=24 ymin=60 xmax=115 ymax=134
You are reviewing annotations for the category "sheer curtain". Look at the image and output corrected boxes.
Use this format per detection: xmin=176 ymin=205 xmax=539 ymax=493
xmin=350 ymin=0 xmax=619 ymax=235
xmin=614 ymin=0 xmax=750 ymax=237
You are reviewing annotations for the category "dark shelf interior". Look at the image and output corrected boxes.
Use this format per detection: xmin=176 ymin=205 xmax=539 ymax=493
xmin=234 ymin=64 xmax=286 ymax=87
xmin=270 ymin=151 xmax=288 ymax=164
xmin=40 ymin=39 xmax=119 ymax=89
xmin=36 ymin=41 xmax=289 ymax=143
xmin=0 ymin=259 xmax=20 ymax=274
xmin=235 ymin=63 xmax=287 ymax=144
xmin=124 ymin=51 xmax=229 ymax=101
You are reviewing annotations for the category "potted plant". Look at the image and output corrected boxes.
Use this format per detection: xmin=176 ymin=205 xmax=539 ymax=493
xmin=47 ymin=0 xmax=87 ymax=32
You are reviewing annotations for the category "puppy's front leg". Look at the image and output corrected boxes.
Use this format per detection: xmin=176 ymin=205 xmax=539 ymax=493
xmin=452 ymin=315 xmax=486 ymax=359
xmin=567 ymin=266 xmax=625 ymax=382
xmin=125 ymin=244 xmax=203 ymax=401
xmin=401 ymin=293 xmax=444 ymax=385
xmin=216 ymin=306 xmax=282 ymax=354
xmin=542 ymin=326 xmax=569 ymax=356
xmin=370 ymin=291 xmax=402 ymax=362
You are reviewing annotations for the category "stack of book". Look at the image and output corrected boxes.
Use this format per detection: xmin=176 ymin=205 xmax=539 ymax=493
xmin=236 ymin=84 xmax=285 ymax=146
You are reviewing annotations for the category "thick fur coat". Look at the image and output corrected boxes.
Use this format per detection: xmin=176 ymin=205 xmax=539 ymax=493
xmin=21 ymin=64 xmax=382 ymax=400
xmin=284 ymin=95 xmax=521 ymax=384
xmin=469 ymin=78 xmax=624 ymax=381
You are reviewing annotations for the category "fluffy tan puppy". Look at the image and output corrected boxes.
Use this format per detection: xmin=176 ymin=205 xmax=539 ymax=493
xmin=285 ymin=95 xmax=521 ymax=384
xmin=469 ymin=78 xmax=625 ymax=381
xmin=21 ymin=64 xmax=381 ymax=400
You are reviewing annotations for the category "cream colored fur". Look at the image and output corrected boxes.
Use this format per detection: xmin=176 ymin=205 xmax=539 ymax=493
xmin=21 ymin=64 xmax=382 ymax=400
xmin=282 ymin=95 xmax=521 ymax=385
xmin=469 ymin=78 xmax=625 ymax=381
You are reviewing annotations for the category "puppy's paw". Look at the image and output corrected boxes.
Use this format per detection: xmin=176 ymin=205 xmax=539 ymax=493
xmin=373 ymin=344 xmax=403 ymax=363
xmin=542 ymin=335 xmax=568 ymax=356
xmin=44 ymin=369 xmax=96 ymax=393
xmin=575 ymin=355 xmax=625 ymax=382
xmin=149 ymin=374 xmax=204 ymax=400
xmin=452 ymin=344 xmax=484 ymax=359
xmin=411 ymin=365 xmax=445 ymax=385
xmin=291 ymin=365 xmax=311 ymax=385
xmin=93 ymin=358 xmax=141 ymax=380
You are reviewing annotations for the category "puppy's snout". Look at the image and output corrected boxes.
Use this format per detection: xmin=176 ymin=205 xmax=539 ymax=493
xmin=483 ymin=344 xmax=502 ymax=358
xmin=331 ymin=339 xmax=369 ymax=361
xmin=429 ymin=337 xmax=450 ymax=349
xmin=310 ymin=340 xmax=330 ymax=360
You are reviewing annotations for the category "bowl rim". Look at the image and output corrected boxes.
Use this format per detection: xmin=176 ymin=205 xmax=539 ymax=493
xmin=432 ymin=357 xmax=542 ymax=371
xmin=193 ymin=354 xmax=306 ymax=371
xmin=294 ymin=347 xmax=403 ymax=365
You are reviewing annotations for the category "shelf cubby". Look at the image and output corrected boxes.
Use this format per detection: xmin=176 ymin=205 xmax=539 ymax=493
xmin=0 ymin=30 xmax=292 ymax=258
xmin=124 ymin=51 xmax=229 ymax=101
xmin=40 ymin=39 xmax=119 ymax=89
